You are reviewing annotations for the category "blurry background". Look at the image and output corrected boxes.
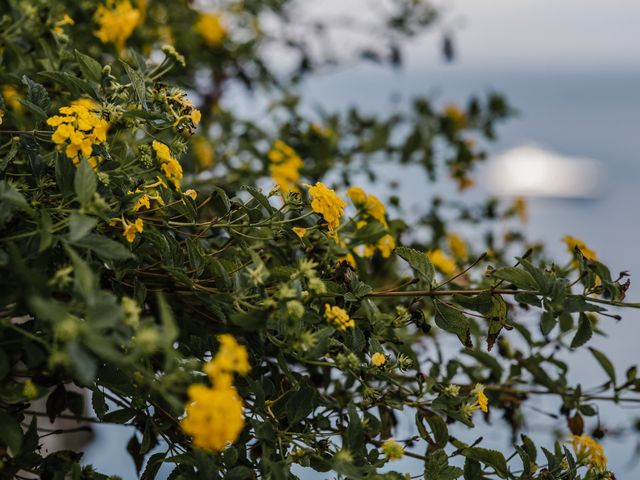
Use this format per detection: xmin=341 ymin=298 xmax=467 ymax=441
xmin=84 ymin=1 xmax=640 ymax=477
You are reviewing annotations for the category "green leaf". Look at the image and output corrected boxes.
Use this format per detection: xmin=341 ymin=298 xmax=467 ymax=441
xmin=157 ymin=292 xmax=178 ymax=346
xmin=71 ymin=234 xmax=134 ymax=260
xmin=103 ymin=408 xmax=137 ymax=424
xmin=589 ymin=347 xmax=616 ymax=385
xmin=463 ymin=447 xmax=508 ymax=478
xmin=426 ymin=414 xmax=449 ymax=448
xmin=75 ymin=50 xmax=103 ymax=83
xmin=463 ymin=458 xmax=482 ymax=480
xmin=21 ymin=75 xmax=50 ymax=112
xmin=433 ymin=302 xmax=471 ymax=346
xmin=540 ymin=311 xmax=556 ymax=336
xmin=286 ymin=387 xmax=315 ymax=423
xmin=69 ymin=213 xmax=98 ymax=242
xmin=570 ymin=313 xmax=593 ymax=349
xmin=425 ymin=449 xmax=463 ymax=480
xmin=68 ymin=342 xmax=98 ymax=385
xmin=141 ymin=451 xmax=166 ymax=480
xmin=121 ymin=60 xmax=147 ymax=107
xmin=92 ymin=388 xmax=108 ymax=419
xmin=492 ymin=266 xmax=538 ymax=291
xmin=0 ymin=412 xmax=23 ymax=455
xmin=563 ymin=296 xmax=606 ymax=313
xmin=396 ymin=246 xmax=434 ymax=285
xmin=74 ymin=158 xmax=97 ymax=206
xmin=39 ymin=209 xmax=53 ymax=252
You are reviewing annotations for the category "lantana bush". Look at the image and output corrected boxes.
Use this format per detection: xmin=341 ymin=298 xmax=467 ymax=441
xmin=0 ymin=1 xmax=638 ymax=479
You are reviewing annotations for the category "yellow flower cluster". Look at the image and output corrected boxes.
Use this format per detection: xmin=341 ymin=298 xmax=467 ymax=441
xmin=193 ymin=136 xmax=214 ymax=170
xmin=128 ymin=178 xmax=166 ymax=213
xmin=152 ymin=140 xmax=183 ymax=189
xmin=47 ymin=101 xmax=109 ymax=168
xmin=181 ymin=384 xmax=244 ymax=452
xmin=568 ymin=434 xmax=607 ymax=471
xmin=203 ymin=334 xmax=251 ymax=386
xmin=428 ymin=248 xmax=456 ymax=276
xmin=195 ymin=13 xmax=227 ymax=46
xmin=95 ymin=0 xmax=142 ymax=53
xmin=381 ymin=439 xmax=404 ymax=460
xmin=371 ymin=352 xmax=386 ymax=367
xmin=2 ymin=85 xmax=23 ymax=112
xmin=165 ymin=90 xmax=201 ymax=134
xmin=447 ymin=232 xmax=468 ymax=260
xmin=443 ymin=103 xmax=467 ymax=129
xmin=182 ymin=335 xmax=250 ymax=452
xmin=306 ymin=182 xmax=346 ymax=231
xmin=346 ymin=186 xmax=396 ymax=258
xmin=563 ymin=235 xmax=598 ymax=262
xmin=324 ymin=304 xmax=354 ymax=331
xmin=269 ymin=140 xmax=303 ymax=194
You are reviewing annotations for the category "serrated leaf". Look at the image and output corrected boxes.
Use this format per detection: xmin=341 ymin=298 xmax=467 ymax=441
xmin=121 ymin=61 xmax=147 ymax=107
xmin=75 ymin=50 xmax=102 ymax=83
xmin=433 ymin=302 xmax=471 ymax=346
xmin=492 ymin=266 xmax=538 ymax=290
xmin=426 ymin=415 xmax=448 ymax=448
xmin=396 ymin=246 xmax=434 ymax=285
xmin=463 ymin=447 xmax=508 ymax=478
xmin=570 ymin=313 xmax=593 ymax=349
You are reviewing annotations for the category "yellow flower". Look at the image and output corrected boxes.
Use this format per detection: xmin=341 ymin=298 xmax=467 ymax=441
xmin=1 ymin=85 xmax=23 ymax=112
xmin=95 ymin=0 xmax=142 ymax=53
xmin=371 ymin=352 xmax=386 ymax=367
xmin=122 ymin=218 xmax=143 ymax=243
xmin=443 ymin=103 xmax=466 ymax=128
xmin=324 ymin=304 xmax=354 ymax=331
xmin=563 ymin=235 xmax=597 ymax=262
xmin=338 ymin=252 xmax=356 ymax=269
xmin=193 ymin=136 xmax=214 ymax=170
xmin=47 ymin=103 xmax=109 ymax=167
xmin=305 ymin=182 xmax=346 ymax=231
xmin=376 ymin=234 xmax=396 ymax=258
xmin=269 ymin=140 xmax=303 ymax=194
xmin=292 ymin=227 xmax=306 ymax=238
xmin=161 ymin=159 xmax=183 ymax=189
xmin=346 ymin=186 xmax=367 ymax=205
xmin=190 ymin=109 xmax=201 ymax=125
xmin=22 ymin=379 xmax=38 ymax=400
xmin=567 ymin=434 xmax=607 ymax=471
xmin=471 ymin=383 xmax=489 ymax=413
xmin=152 ymin=140 xmax=172 ymax=163
xmin=181 ymin=384 xmax=244 ymax=452
xmin=204 ymin=334 xmax=251 ymax=386
xmin=381 ymin=439 xmax=404 ymax=460
xmin=447 ymin=232 xmax=468 ymax=260
xmin=131 ymin=194 xmax=150 ymax=212
xmin=184 ymin=189 xmax=197 ymax=200
xmin=364 ymin=194 xmax=386 ymax=225
xmin=428 ymin=249 xmax=456 ymax=275
xmin=195 ymin=12 xmax=227 ymax=46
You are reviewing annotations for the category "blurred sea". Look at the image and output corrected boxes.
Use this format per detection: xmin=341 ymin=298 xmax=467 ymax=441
xmin=83 ymin=65 xmax=640 ymax=478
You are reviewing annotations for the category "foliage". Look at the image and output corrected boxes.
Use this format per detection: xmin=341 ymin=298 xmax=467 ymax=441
xmin=0 ymin=1 xmax=636 ymax=479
